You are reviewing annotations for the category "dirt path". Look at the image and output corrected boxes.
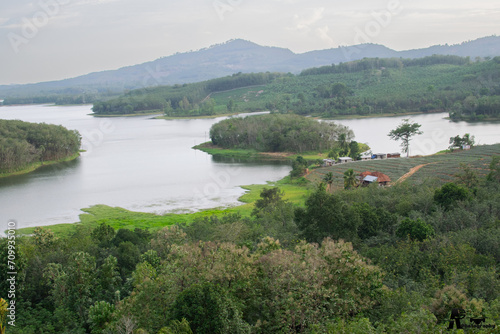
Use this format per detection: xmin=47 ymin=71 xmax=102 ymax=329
xmin=200 ymin=93 xmax=212 ymax=104
xmin=396 ymin=163 xmax=430 ymax=184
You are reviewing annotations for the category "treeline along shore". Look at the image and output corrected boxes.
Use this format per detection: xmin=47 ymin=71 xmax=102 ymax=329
xmin=0 ymin=119 xmax=81 ymax=177
xmin=90 ymin=56 xmax=500 ymax=122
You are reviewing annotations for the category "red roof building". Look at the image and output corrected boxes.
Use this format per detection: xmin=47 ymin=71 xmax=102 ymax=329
xmin=358 ymin=171 xmax=392 ymax=186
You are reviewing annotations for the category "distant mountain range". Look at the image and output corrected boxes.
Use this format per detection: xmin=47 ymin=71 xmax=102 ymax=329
xmin=1 ymin=35 xmax=499 ymax=99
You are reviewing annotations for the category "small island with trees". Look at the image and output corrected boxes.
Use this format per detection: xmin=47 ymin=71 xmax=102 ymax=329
xmin=194 ymin=114 xmax=368 ymax=171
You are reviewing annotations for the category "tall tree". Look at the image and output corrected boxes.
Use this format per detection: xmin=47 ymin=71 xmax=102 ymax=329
xmin=349 ymin=141 xmax=361 ymax=160
xmin=487 ymin=155 xmax=500 ymax=182
xmin=295 ymin=188 xmax=360 ymax=243
xmin=343 ymin=169 xmax=357 ymax=190
xmin=338 ymin=133 xmax=349 ymax=156
xmin=171 ymin=282 xmax=250 ymax=334
xmin=449 ymin=133 xmax=475 ymax=149
xmin=323 ymin=172 xmax=334 ymax=193
xmin=388 ymin=119 xmax=423 ymax=157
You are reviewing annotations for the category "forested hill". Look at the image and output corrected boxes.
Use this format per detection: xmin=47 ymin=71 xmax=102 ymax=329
xmin=2 ymin=36 xmax=500 ymax=104
xmin=0 ymin=120 xmax=81 ymax=175
xmin=92 ymin=55 xmax=500 ymax=121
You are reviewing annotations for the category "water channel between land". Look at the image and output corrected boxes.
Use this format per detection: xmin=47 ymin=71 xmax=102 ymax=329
xmin=0 ymin=105 xmax=499 ymax=230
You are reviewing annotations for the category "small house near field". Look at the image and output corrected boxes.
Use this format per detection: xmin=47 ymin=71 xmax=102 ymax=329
xmin=372 ymin=153 xmax=388 ymax=160
xmin=387 ymin=152 xmax=401 ymax=158
xmin=359 ymin=171 xmax=391 ymax=186
xmin=322 ymin=159 xmax=335 ymax=167
xmin=360 ymin=153 xmax=372 ymax=161
xmin=338 ymin=157 xmax=353 ymax=164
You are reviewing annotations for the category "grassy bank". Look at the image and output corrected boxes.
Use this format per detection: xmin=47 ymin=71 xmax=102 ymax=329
xmin=194 ymin=141 xmax=329 ymax=161
xmin=193 ymin=141 xmax=370 ymax=162
xmin=0 ymin=152 xmax=80 ymax=178
xmin=92 ymin=111 xmax=243 ymax=120
xmin=90 ymin=112 xmax=163 ymax=117
xmin=16 ymin=176 xmax=312 ymax=237
xmin=321 ymin=110 xmax=443 ymax=120
xmin=155 ymin=112 xmax=240 ymax=120
xmin=193 ymin=142 xmax=279 ymax=159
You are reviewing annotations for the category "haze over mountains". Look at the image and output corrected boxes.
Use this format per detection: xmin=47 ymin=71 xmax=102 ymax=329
xmin=1 ymin=35 xmax=499 ymax=99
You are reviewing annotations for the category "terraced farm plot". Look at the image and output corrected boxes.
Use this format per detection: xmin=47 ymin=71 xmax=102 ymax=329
xmin=308 ymin=144 xmax=500 ymax=189
xmin=211 ymin=85 xmax=270 ymax=111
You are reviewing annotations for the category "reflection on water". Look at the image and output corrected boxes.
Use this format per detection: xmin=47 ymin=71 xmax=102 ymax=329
xmin=0 ymin=158 xmax=81 ymax=188
xmin=211 ymin=154 xmax=292 ymax=166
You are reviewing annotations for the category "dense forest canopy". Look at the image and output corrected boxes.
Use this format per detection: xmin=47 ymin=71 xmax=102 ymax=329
xmin=298 ymin=54 xmax=472 ymax=76
xmin=2 ymin=91 xmax=110 ymax=106
xmin=89 ymin=55 xmax=500 ymax=121
xmin=2 ymin=150 xmax=500 ymax=333
xmin=0 ymin=119 xmax=81 ymax=174
xmin=209 ymin=114 xmax=353 ymax=153
xmin=263 ymin=56 xmax=500 ymax=120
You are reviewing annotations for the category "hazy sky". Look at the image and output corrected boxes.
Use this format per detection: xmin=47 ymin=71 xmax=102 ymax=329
xmin=0 ymin=0 xmax=499 ymax=85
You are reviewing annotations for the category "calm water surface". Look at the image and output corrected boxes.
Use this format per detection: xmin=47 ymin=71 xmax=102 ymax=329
xmin=0 ymin=105 xmax=289 ymax=230
xmin=332 ymin=113 xmax=500 ymax=156
xmin=0 ymin=105 xmax=499 ymax=230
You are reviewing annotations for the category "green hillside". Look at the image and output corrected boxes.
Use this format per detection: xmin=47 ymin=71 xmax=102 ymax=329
xmin=92 ymin=55 xmax=500 ymax=121
xmin=211 ymin=56 xmax=500 ymax=120
xmin=91 ymin=72 xmax=283 ymax=116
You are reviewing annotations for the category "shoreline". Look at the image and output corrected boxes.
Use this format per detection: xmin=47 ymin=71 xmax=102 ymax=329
xmin=4 ymin=103 xmax=500 ymax=122
xmin=90 ymin=112 xmax=163 ymax=118
xmin=193 ymin=142 xmax=293 ymax=160
xmin=15 ymin=176 xmax=310 ymax=237
xmin=0 ymin=152 xmax=80 ymax=179
xmin=91 ymin=111 xmax=251 ymax=119
xmin=155 ymin=112 xmax=240 ymax=120
xmin=193 ymin=141 xmax=370 ymax=161
xmin=14 ymin=143 xmax=500 ymax=236
xmin=90 ymin=110 xmax=434 ymax=120
xmin=320 ymin=110 xmax=447 ymax=120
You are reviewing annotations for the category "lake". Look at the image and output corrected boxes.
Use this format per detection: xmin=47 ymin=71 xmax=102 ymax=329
xmin=330 ymin=113 xmax=500 ymax=156
xmin=0 ymin=105 xmax=499 ymax=231
xmin=0 ymin=105 xmax=290 ymax=230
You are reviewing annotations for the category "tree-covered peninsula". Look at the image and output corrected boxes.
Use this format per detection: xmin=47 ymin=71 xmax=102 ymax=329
xmin=209 ymin=114 xmax=352 ymax=153
xmin=91 ymin=72 xmax=283 ymax=116
xmin=0 ymin=119 xmax=81 ymax=176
